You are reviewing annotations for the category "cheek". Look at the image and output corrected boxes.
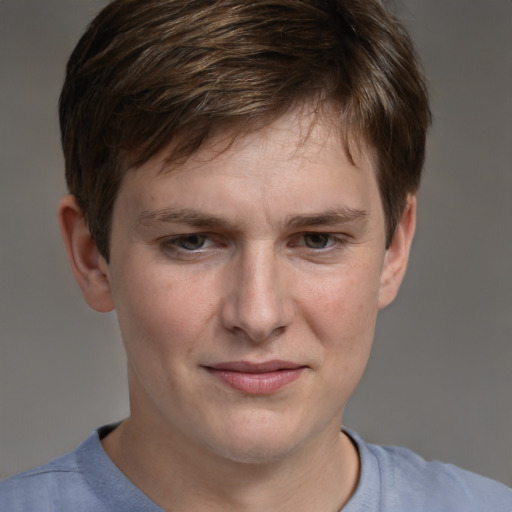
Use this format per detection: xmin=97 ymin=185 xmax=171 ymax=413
xmin=111 ymin=262 xmax=218 ymax=361
xmin=300 ymin=264 xmax=382 ymax=344
xmin=297 ymin=261 xmax=382 ymax=390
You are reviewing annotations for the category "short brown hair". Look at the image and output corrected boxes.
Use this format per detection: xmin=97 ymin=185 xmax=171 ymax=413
xmin=59 ymin=0 xmax=431 ymax=260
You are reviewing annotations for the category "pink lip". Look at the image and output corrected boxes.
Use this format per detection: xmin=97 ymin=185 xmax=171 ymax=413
xmin=204 ymin=360 xmax=306 ymax=394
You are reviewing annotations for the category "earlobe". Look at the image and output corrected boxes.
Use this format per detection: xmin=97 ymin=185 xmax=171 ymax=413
xmin=58 ymin=194 xmax=115 ymax=313
xmin=378 ymin=195 xmax=417 ymax=310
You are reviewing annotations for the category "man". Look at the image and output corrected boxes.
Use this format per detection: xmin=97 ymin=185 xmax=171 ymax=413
xmin=1 ymin=0 xmax=510 ymax=510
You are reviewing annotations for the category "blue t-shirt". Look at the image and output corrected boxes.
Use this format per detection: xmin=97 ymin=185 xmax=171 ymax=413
xmin=1 ymin=424 xmax=511 ymax=511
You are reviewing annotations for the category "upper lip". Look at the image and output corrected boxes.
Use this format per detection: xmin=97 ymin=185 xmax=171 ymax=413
xmin=205 ymin=360 xmax=305 ymax=373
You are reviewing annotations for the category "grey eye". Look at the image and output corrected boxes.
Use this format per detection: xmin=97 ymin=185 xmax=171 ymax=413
xmin=303 ymin=233 xmax=331 ymax=249
xmin=177 ymin=234 xmax=207 ymax=250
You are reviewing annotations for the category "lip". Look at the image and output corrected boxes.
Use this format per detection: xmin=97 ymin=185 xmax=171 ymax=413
xmin=204 ymin=360 xmax=307 ymax=394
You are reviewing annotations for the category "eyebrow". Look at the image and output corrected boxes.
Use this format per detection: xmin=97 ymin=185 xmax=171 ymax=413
xmin=137 ymin=208 xmax=235 ymax=230
xmin=137 ymin=206 xmax=368 ymax=229
xmin=285 ymin=207 xmax=368 ymax=228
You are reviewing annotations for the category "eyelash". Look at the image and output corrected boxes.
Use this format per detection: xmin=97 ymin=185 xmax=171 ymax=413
xmin=159 ymin=232 xmax=347 ymax=258
xmin=292 ymin=232 xmax=344 ymax=250
xmin=160 ymin=234 xmax=217 ymax=255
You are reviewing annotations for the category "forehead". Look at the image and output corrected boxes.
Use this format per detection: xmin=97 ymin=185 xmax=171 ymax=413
xmin=115 ymin=109 xmax=382 ymax=226
xmin=130 ymin=108 xmax=375 ymax=182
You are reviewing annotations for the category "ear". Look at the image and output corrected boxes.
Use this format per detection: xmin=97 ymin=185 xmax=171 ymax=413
xmin=58 ymin=194 xmax=115 ymax=312
xmin=378 ymin=195 xmax=417 ymax=310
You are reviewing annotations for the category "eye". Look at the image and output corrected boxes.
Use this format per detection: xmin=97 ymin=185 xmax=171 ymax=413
xmin=302 ymin=233 xmax=336 ymax=249
xmin=172 ymin=234 xmax=208 ymax=251
xmin=159 ymin=233 xmax=228 ymax=262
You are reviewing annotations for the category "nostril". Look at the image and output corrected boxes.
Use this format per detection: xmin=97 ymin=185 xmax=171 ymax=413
xmin=227 ymin=323 xmax=287 ymax=344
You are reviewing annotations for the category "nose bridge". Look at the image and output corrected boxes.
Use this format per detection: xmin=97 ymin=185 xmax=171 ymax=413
xmin=222 ymin=242 xmax=293 ymax=342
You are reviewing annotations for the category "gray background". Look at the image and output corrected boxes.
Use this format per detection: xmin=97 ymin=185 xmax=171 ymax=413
xmin=1 ymin=0 xmax=511 ymax=485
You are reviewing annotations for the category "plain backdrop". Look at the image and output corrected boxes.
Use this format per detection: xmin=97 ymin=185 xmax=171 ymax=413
xmin=1 ymin=0 xmax=511 ymax=484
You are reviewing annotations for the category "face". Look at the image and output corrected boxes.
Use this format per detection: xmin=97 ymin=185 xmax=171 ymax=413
xmin=87 ymin=112 xmax=412 ymax=464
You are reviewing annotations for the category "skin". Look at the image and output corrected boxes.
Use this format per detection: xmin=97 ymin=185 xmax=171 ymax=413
xmin=59 ymin=110 xmax=416 ymax=512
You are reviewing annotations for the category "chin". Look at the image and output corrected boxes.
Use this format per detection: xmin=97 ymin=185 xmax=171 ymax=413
xmin=202 ymin=412 xmax=315 ymax=465
xmin=212 ymin=437 xmax=300 ymax=465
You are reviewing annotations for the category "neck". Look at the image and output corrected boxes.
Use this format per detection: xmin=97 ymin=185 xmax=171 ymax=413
xmin=102 ymin=415 xmax=360 ymax=512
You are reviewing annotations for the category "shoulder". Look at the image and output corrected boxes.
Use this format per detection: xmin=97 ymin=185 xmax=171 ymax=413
xmin=367 ymin=440 xmax=512 ymax=512
xmin=1 ymin=452 xmax=77 ymax=510
xmin=0 ymin=433 xmax=108 ymax=512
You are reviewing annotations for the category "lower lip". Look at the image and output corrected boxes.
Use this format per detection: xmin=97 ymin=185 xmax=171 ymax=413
xmin=206 ymin=368 xmax=305 ymax=394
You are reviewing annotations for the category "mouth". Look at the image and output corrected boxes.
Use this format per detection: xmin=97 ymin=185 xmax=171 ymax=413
xmin=203 ymin=360 xmax=307 ymax=395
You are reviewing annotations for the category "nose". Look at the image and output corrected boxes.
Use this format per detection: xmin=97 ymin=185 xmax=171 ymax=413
xmin=221 ymin=245 xmax=294 ymax=343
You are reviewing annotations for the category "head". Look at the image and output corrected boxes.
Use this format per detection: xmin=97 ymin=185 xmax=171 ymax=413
xmin=59 ymin=0 xmax=430 ymax=261
xmin=57 ymin=0 xmax=429 ymax=466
